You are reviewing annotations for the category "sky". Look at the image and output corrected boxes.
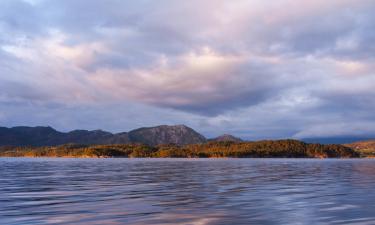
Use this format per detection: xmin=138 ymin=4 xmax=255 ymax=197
xmin=1 ymin=0 xmax=375 ymax=139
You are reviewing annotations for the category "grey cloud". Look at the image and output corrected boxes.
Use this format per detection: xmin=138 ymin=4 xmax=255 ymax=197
xmin=0 ymin=0 xmax=44 ymax=37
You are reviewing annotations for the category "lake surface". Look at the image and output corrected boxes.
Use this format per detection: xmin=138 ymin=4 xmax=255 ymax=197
xmin=1 ymin=158 xmax=375 ymax=225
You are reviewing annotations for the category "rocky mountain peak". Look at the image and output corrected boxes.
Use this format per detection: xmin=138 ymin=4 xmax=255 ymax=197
xmin=128 ymin=124 xmax=206 ymax=146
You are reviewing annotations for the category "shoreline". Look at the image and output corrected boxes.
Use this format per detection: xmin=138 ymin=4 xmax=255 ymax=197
xmin=0 ymin=156 xmax=366 ymax=159
xmin=0 ymin=140 xmax=361 ymax=158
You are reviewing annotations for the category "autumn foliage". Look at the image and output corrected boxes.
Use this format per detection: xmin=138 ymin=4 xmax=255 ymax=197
xmin=0 ymin=139 xmax=359 ymax=158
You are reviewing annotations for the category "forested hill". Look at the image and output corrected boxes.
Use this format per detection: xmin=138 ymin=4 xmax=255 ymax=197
xmin=0 ymin=140 xmax=358 ymax=158
xmin=345 ymin=140 xmax=375 ymax=157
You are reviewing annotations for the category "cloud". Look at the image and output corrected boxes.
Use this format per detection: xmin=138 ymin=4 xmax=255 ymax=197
xmin=1 ymin=0 xmax=375 ymax=138
xmin=87 ymin=47 xmax=287 ymax=114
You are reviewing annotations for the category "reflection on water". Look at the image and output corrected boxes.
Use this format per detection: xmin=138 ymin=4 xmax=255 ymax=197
xmin=1 ymin=158 xmax=375 ymax=225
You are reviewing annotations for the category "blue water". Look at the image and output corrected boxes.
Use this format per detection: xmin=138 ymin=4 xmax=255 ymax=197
xmin=1 ymin=158 xmax=375 ymax=225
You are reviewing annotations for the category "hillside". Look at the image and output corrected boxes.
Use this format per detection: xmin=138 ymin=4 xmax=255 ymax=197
xmin=345 ymin=140 xmax=375 ymax=157
xmin=0 ymin=140 xmax=358 ymax=158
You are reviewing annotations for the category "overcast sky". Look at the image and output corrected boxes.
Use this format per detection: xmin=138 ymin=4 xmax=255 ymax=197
xmin=1 ymin=0 xmax=375 ymax=139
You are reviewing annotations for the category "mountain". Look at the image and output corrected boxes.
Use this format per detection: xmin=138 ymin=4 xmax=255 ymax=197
xmin=0 ymin=125 xmax=205 ymax=146
xmin=107 ymin=132 xmax=131 ymax=144
xmin=128 ymin=125 xmax=206 ymax=146
xmin=209 ymin=134 xmax=243 ymax=142
xmin=63 ymin=130 xmax=129 ymax=145
xmin=0 ymin=126 xmax=129 ymax=146
xmin=0 ymin=126 xmax=62 ymax=146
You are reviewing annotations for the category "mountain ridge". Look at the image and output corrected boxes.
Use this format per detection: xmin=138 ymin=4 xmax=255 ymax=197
xmin=208 ymin=134 xmax=243 ymax=143
xmin=2 ymin=125 xmax=374 ymax=147
xmin=0 ymin=125 xmax=206 ymax=146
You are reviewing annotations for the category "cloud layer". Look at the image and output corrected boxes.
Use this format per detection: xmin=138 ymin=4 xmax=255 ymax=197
xmin=1 ymin=0 xmax=375 ymax=139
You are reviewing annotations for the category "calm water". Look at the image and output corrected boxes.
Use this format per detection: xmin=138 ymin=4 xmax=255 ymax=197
xmin=1 ymin=158 xmax=375 ymax=225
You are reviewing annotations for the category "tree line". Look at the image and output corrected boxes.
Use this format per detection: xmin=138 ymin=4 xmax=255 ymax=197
xmin=0 ymin=139 xmax=359 ymax=158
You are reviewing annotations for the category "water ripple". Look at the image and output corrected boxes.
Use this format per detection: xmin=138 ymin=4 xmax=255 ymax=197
xmin=1 ymin=158 xmax=375 ymax=224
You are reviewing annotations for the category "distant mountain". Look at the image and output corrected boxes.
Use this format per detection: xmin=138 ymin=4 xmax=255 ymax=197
xmin=128 ymin=125 xmax=206 ymax=146
xmin=4 ymin=125 xmax=372 ymax=147
xmin=0 ymin=125 xmax=205 ymax=146
xmin=107 ymin=132 xmax=131 ymax=144
xmin=63 ymin=130 xmax=130 ymax=145
xmin=0 ymin=126 xmax=129 ymax=146
xmin=209 ymin=134 xmax=243 ymax=143
xmin=0 ymin=126 xmax=61 ymax=146
xmin=301 ymin=136 xmax=375 ymax=144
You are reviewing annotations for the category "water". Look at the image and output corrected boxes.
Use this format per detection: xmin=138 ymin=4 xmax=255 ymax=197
xmin=1 ymin=158 xmax=375 ymax=225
